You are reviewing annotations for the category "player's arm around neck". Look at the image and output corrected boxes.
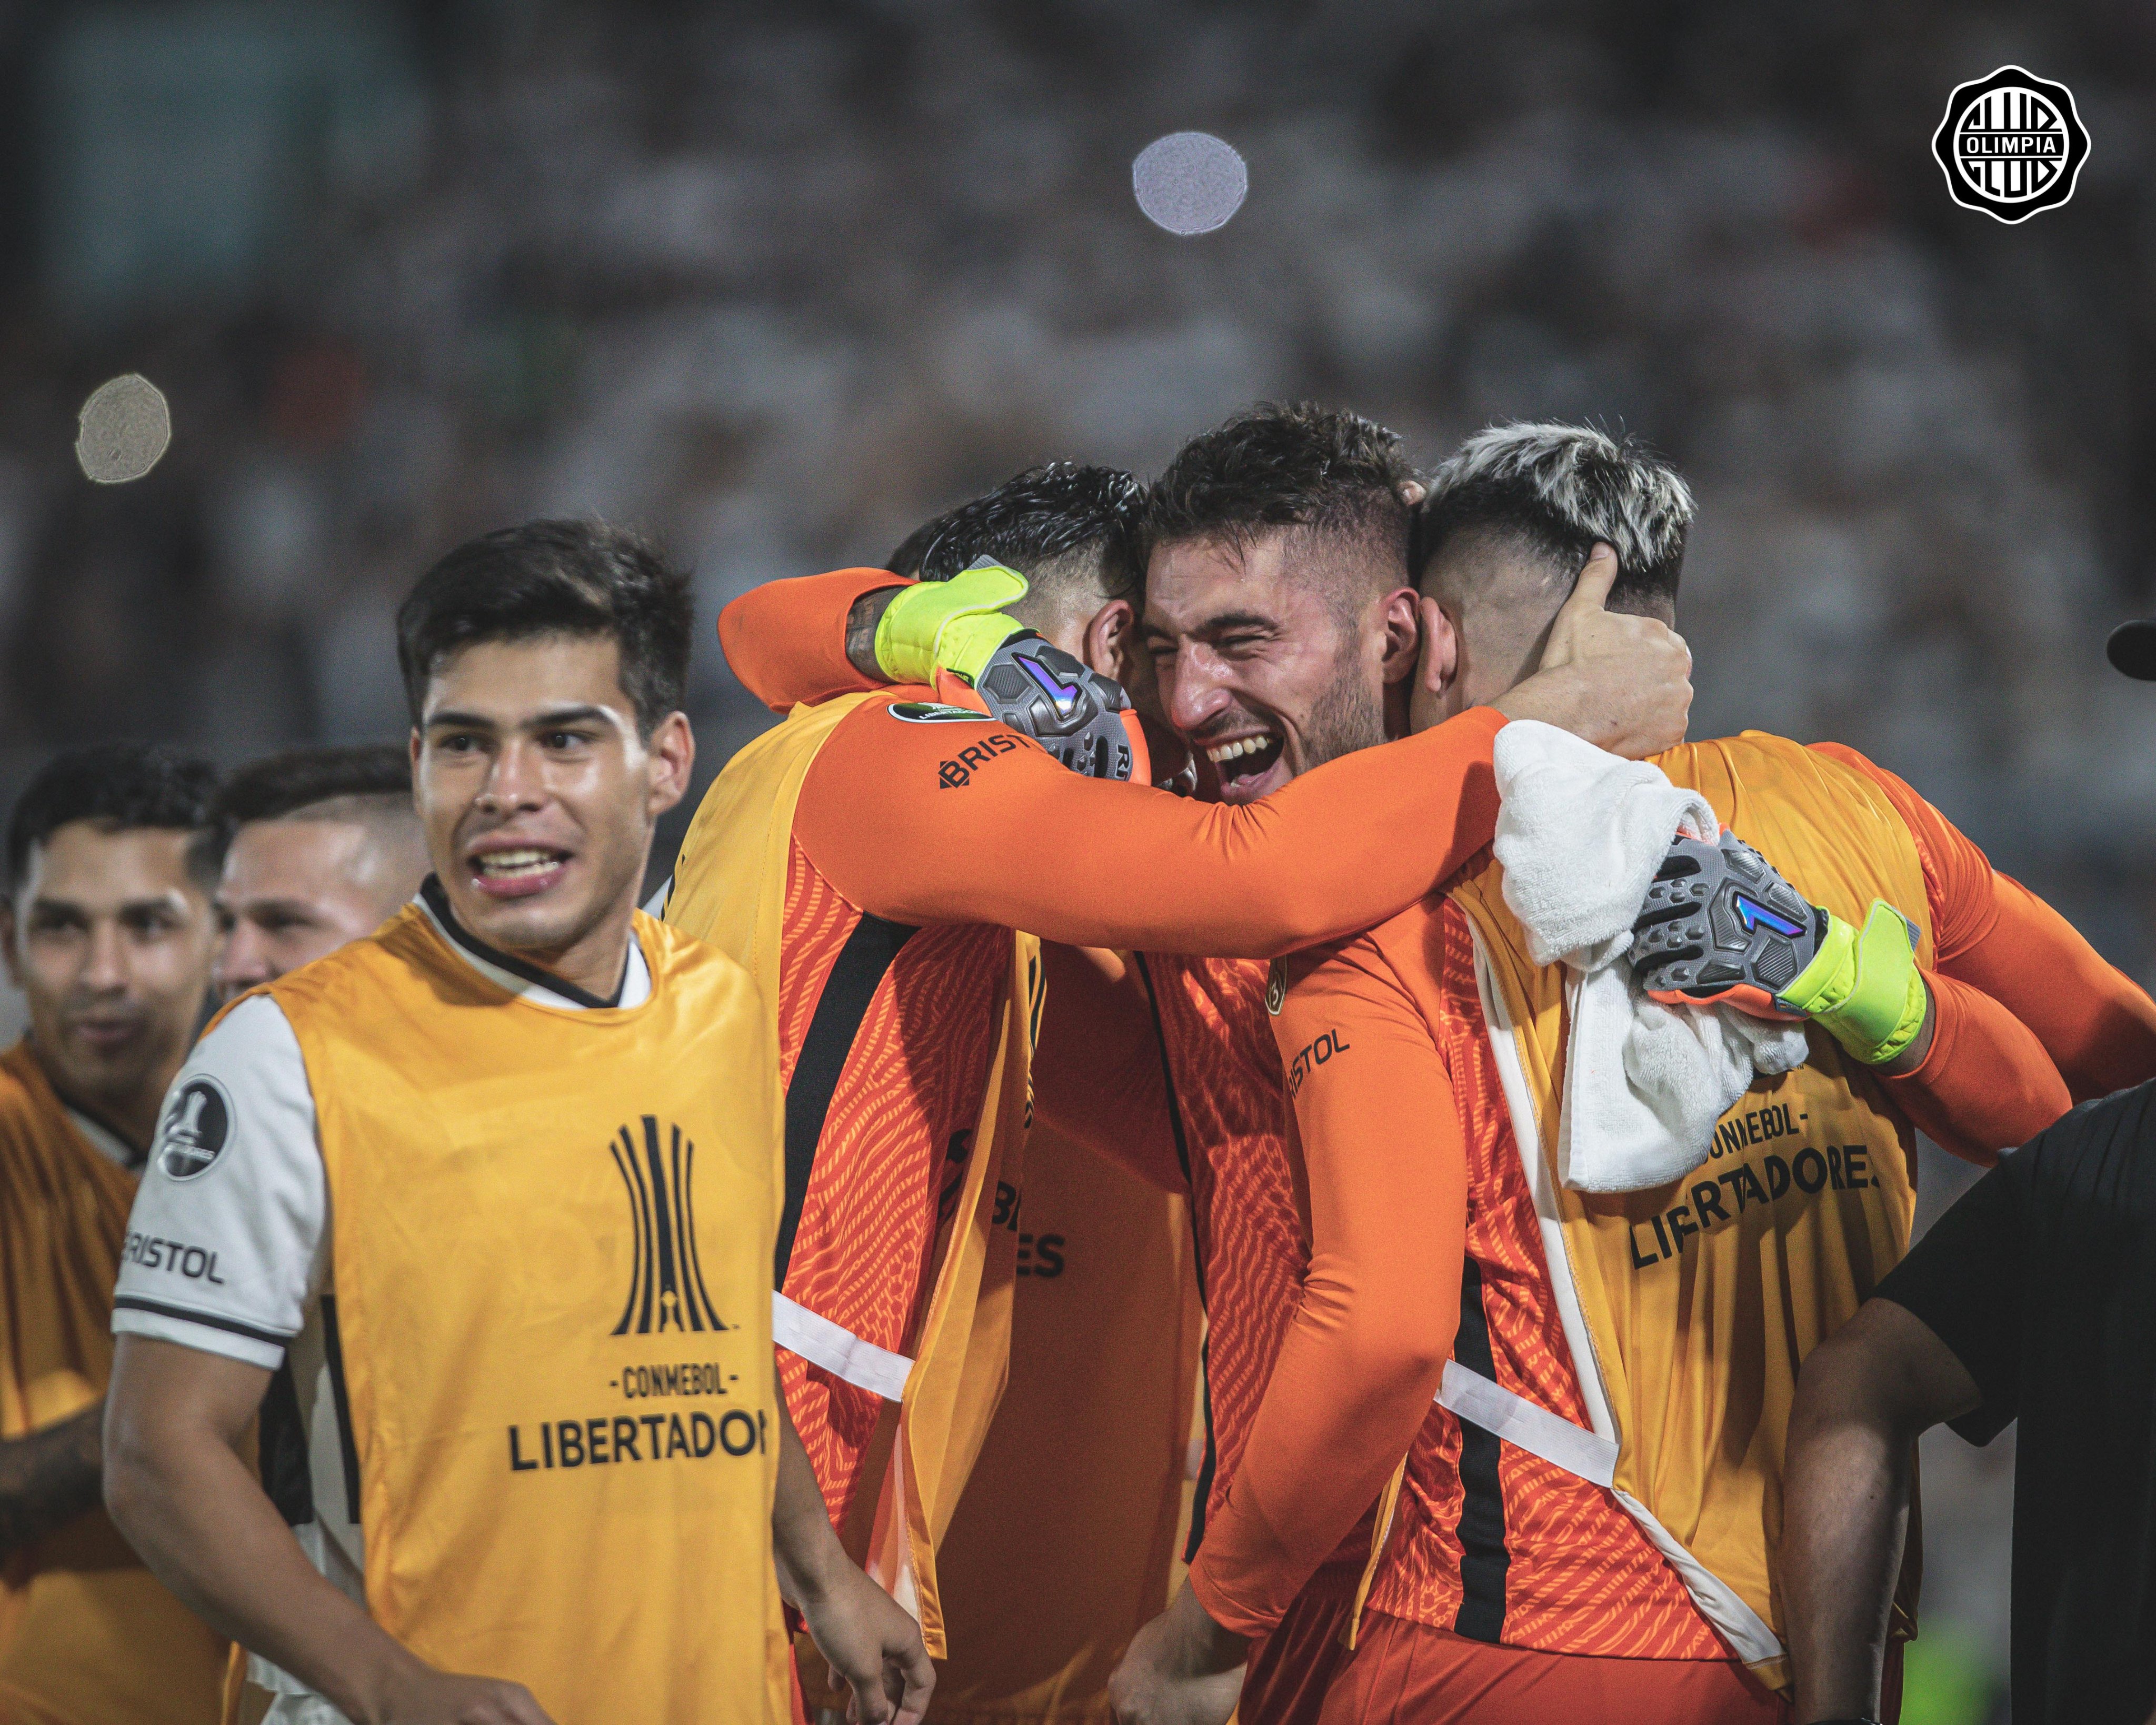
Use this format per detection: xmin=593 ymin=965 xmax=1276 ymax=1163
xmin=104 ymin=1335 xmax=556 ymax=1725
xmin=714 ymin=567 xmax=906 ymax=711
xmin=770 ymin=1380 xmax=934 ymax=1725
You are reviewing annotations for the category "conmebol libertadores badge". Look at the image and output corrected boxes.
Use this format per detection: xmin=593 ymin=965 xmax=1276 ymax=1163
xmin=1933 ymin=66 xmax=2089 ymax=223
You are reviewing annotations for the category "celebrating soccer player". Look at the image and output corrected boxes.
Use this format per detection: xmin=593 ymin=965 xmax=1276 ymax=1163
xmin=1121 ymin=424 xmax=2156 ymax=1725
xmin=0 ymin=744 xmax=227 ymax=1725
xmin=102 ymin=523 xmax=929 ymax=1725
xmin=692 ymin=408 xmax=1691 ymax=1724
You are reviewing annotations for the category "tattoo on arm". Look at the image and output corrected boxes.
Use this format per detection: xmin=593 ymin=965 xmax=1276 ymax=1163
xmin=845 ymin=589 xmax=901 ymax=682
xmin=0 ymin=1403 xmax=105 ymax=1561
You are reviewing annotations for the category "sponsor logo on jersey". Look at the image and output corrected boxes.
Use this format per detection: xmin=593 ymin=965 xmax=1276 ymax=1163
xmin=1284 ymin=1028 xmax=1351 ymax=1099
xmin=123 ymin=1231 xmax=228 ymax=1283
xmin=1265 ymin=960 xmax=1286 ymax=1015
xmin=937 ymin=729 xmax=1025 ymax=789
xmin=889 ymin=701 xmax=994 ymax=724
xmin=1933 ymin=66 xmax=2089 ymax=223
xmin=154 ymin=1075 xmax=234 ymax=1181
xmin=607 ymin=1116 xmax=726 ymax=1336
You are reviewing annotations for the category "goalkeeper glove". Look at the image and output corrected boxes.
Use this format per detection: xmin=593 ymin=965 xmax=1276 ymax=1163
xmin=874 ymin=560 xmax=1032 ymax=689
xmin=878 ymin=559 xmax=1149 ymax=784
xmin=1630 ymin=827 xmax=1928 ymax=1066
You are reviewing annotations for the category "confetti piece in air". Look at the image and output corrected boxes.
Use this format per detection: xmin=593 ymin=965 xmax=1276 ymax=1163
xmin=1133 ymin=132 xmax=1247 ymax=235
xmin=76 ymin=374 xmax=172 ymax=484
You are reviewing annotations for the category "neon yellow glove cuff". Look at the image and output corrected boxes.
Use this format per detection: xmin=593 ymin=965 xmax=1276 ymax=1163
xmin=873 ymin=562 xmax=1030 ymax=687
xmin=1778 ymin=900 xmax=1928 ymax=1066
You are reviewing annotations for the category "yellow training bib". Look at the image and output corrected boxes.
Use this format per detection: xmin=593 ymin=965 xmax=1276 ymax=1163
xmin=1451 ymin=733 xmax=1932 ymax=1687
xmin=265 ymin=906 xmax=789 ymax=1725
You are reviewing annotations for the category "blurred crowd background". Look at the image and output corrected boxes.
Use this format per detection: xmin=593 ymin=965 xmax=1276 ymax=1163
xmin=4 ymin=2 xmax=2152 ymax=1717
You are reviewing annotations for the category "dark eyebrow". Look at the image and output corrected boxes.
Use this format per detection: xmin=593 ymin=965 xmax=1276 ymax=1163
xmin=1141 ymin=609 xmax=1282 ymax=643
xmin=525 ymin=705 xmax=613 ymax=729
xmin=237 ymin=897 xmax=322 ymax=921
xmin=424 ymin=709 xmax=499 ymax=732
xmin=26 ymin=894 xmax=186 ymax=922
xmin=1190 ymin=610 xmax=1281 ymax=640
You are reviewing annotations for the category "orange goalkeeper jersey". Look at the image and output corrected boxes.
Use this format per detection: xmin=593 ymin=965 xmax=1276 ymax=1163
xmin=1195 ymin=736 xmax=2156 ymax=1670
xmin=688 ymin=571 xmax=1514 ymax=1649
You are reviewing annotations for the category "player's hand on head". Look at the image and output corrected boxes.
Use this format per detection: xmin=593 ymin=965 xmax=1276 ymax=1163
xmin=1495 ymin=542 xmax=1693 ymax=758
xmin=1106 ymin=1583 xmax=1245 ymax=1725
xmin=797 ymin=1560 xmax=935 ymax=1725
xmin=368 ymin=1664 xmax=557 ymax=1725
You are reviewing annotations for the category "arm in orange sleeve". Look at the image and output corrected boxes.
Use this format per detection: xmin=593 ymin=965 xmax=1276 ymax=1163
xmin=1814 ymin=743 xmax=2156 ymax=1101
xmin=1033 ymin=942 xmax=1189 ymax=1196
xmin=793 ymin=697 xmax=1505 ymax=958
xmin=1186 ymin=924 xmax=1466 ymax=1637
xmin=1876 ymin=971 xmax=2069 ymax=1164
xmin=717 ymin=567 xmax=905 ymax=712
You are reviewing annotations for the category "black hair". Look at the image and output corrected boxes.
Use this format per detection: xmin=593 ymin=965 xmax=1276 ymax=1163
xmin=195 ymin=744 xmax=415 ymax=878
xmin=6 ymin=743 xmax=219 ymax=894
xmin=216 ymin=744 xmax=412 ymax=826
xmin=396 ymin=521 xmax=693 ymax=735
xmin=1143 ymin=402 xmax=1418 ymax=604
xmin=886 ymin=462 xmax=1144 ymax=602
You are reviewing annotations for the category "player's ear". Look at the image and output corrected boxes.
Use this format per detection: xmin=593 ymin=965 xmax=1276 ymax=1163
xmin=644 ymin=711 xmax=696 ymax=818
xmin=1416 ymin=595 xmax=1459 ymax=699
xmin=1380 ymin=588 xmax=1421 ymax=684
xmin=1082 ymin=599 xmax=1134 ymax=681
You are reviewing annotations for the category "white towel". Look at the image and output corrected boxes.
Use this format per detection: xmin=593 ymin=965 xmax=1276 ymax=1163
xmin=1491 ymin=722 xmax=1811 ymax=1193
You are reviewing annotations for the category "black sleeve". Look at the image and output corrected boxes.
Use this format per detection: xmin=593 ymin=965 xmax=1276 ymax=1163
xmin=1872 ymin=1159 xmax=2030 ymax=1445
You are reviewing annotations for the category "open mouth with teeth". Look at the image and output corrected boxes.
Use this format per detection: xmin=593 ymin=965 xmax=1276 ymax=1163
xmin=468 ymin=846 xmax=572 ymax=899
xmin=1204 ymin=730 xmax=1286 ymax=796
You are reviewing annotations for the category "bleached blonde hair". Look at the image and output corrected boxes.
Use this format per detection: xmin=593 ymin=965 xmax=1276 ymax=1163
xmin=1416 ymin=422 xmax=1695 ymax=610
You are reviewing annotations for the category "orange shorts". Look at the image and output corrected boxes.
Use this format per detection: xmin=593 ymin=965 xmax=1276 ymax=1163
xmin=1315 ymin=1613 xmax=1790 ymax=1725
xmin=1241 ymin=1556 xmax=1364 ymax=1725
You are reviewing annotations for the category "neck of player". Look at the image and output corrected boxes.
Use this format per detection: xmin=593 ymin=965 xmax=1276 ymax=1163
xmin=513 ymin=887 xmax=637 ymax=1002
xmin=38 ymin=1049 xmax=167 ymax=1158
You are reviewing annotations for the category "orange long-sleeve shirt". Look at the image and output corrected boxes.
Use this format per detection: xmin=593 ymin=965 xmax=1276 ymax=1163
xmin=1189 ymin=748 xmax=2156 ymax=1644
xmin=719 ymin=571 xmax=2156 ymax=1642
xmin=705 ymin=572 xmax=1509 ymax=1538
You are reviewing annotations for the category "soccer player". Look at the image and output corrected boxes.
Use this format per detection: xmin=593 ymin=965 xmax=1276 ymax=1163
xmin=1140 ymin=425 xmax=2156 ymax=1724
xmin=101 ymin=522 xmax=929 ymax=1725
xmin=1777 ymin=612 xmax=2156 ymax=1725
xmin=703 ymin=409 xmax=1689 ymax=1725
xmin=666 ymin=430 xmax=1686 ymax=1702
xmin=0 ymin=743 xmax=228 ymax=1724
xmin=826 ymin=469 xmax=1209 ymax=1725
xmin=209 ymin=745 xmax=429 ymax=995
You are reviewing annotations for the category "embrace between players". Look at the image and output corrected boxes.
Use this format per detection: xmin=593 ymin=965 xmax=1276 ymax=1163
xmin=24 ymin=406 xmax=2154 ymax=1725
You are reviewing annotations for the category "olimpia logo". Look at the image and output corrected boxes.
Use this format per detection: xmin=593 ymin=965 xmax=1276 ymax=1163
xmin=1933 ymin=66 xmax=2089 ymax=223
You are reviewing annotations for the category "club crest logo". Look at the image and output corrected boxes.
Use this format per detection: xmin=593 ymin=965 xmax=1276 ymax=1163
xmin=1933 ymin=66 xmax=2089 ymax=223
xmin=154 ymin=1076 xmax=233 ymax=1181
xmin=608 ymin=1116 xmax=726 ymax=1335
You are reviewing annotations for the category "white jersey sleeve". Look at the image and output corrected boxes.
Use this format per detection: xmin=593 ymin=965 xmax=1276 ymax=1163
xmin=113 ymin=995 xmax=327 ymax=1371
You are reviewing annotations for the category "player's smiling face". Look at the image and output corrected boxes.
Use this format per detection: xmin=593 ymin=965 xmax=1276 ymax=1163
xmin=1 ymin=821 xmax=217 ymax=1128
xmin=414 ymin=634 xmax=692 ymax=978
xmin=1142 ymin=530 xmax=1405 ymax=804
